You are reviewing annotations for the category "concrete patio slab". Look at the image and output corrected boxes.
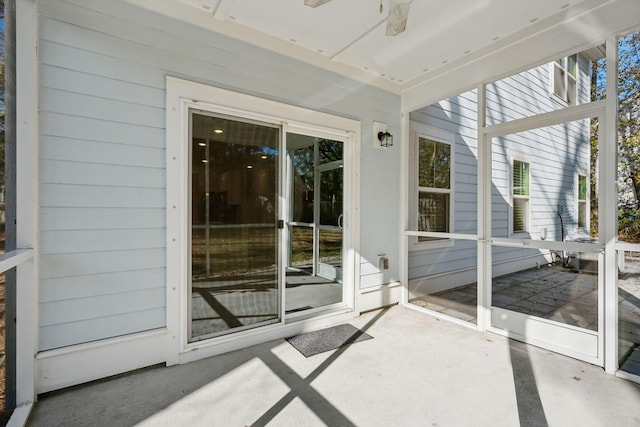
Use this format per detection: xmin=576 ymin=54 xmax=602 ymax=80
xmin=28 ymin=305 xmax=640 ymax=427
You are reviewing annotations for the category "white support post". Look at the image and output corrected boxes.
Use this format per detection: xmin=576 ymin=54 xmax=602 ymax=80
xmin=603 ymin=36 xmax=619 ymax=374
xmin=477 ymin=83 xmax=491 ymax=331
xmin=15 ymin=0 xmax=39 ymax=408
xmin=399 ymin=111 xmax=410 ymax=305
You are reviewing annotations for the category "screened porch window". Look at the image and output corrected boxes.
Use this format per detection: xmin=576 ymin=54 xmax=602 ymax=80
xmin=552 ymin=54 xmax=578 ymax=105
xmin=418 ymin=137 xmax=451 ymax=240
xmin=512 ymin=159 xmax=530 ymax=234
xmin=578 ymin=174 xmax=588 ymax=229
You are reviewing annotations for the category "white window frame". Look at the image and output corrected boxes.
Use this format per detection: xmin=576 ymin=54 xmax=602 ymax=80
xmin=409 ymin=122 xmax=455 ymax=250
xmin=509 ymin=152 xmax=531 ymax=237
xmin=577 ymin=171 xmax=589 ymax=231
xmin=551 ymin=53 xmax=578 ymax=105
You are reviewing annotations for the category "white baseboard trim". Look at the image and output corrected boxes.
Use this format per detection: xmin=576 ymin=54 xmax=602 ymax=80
xmin=177 ymin=310 xmax=356 ymax=364
xmin=357 ymin=282 xmax=402 ymax=312
xmin=616 ymin=369 xmax=640 ymax=384
xmin=36 ymin=329 xmax=170 ymax=394
xmin=489 ymin=307 xmax=600 ymax=366
xmin=7 ymin=402 xmax=33 ymax=427
xmin=35 ymin=282 xmax=404 ymax=393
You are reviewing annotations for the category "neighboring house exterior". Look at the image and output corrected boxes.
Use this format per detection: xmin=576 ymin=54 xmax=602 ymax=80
xmin=408 ymin=54 xmax=595 ymax=296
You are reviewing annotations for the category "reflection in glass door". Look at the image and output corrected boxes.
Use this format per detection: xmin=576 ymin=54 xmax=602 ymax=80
xmin=189 ymin=111 xmax=280 ymax=341
xmin=318 ymin=166 xmax=343 ymax=281
xmin=286 ymin=133 xmax=344 ymax=314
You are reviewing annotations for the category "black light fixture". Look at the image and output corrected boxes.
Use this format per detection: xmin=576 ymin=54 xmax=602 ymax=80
xmin=377 ymin=130 xmax=393 ymax=147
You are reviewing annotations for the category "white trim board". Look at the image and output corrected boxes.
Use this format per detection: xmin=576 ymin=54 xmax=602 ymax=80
xmin=16 ymin=0 xmax=40 ymax=408
xmin=36 ymin=329 xmax=169 ymax=393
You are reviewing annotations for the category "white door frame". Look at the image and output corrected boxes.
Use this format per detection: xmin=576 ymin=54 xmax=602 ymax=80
xmin=166 ymin=77 xmax=360 ymax=364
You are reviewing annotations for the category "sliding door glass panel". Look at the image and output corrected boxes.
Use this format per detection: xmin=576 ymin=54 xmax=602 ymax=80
xmin=190 ymin=112 xmax=280 ymax=341
xmin=286 ymin=133 xmax=344 ymax=314
xmin=318 ymin=166 xmax=343 ymax=283
xmin=290 ymin=225 xmax=313 ymax=272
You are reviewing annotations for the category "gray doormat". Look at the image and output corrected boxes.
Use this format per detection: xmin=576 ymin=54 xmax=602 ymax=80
xmin=286 ymin=324 xmax=373 ymax=357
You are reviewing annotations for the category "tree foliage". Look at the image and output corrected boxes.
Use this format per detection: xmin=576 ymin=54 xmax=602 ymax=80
xmin=611 ymin=32 xmax=640 ymax=240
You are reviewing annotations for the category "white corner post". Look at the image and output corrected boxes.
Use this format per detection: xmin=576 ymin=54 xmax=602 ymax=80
xmin=15 ymin=0 xmax=39 ymax=411
xmin=477 ymin=83 xmax=491 ymax=332
xmin=603 ymin=35 xmax=619 ymax=374
xmin=399 ymin=110 xmax=410 ymax=305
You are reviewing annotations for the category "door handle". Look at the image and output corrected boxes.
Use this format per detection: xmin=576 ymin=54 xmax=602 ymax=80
xmin=338 ymin=214 xmax=344 ymax=230
xmin=277 ymin=220 xmax=284 ymax=229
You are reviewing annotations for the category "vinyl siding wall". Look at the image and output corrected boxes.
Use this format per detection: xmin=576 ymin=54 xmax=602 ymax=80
xmin=409 ymin=56 xmax=592 ymax=284
xmin=37 ymin=0 xmax=401 ymax=350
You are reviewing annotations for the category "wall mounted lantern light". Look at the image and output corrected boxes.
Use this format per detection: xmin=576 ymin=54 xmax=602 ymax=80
xmin=378 ymin=130 xmax=393 ymax=147
xmin=373 ymin=121 xmax=393 ymax=149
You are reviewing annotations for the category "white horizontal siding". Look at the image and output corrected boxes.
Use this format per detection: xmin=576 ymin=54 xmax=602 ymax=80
xmin=40 ymin=268 xmax=165 ymax=303
xmin=41 ymin=160 xmax=165 ymax=189
xmin=40 ymin=87 xmax=165 ymax=128
xmin=40 ymin=184 xmax=165 ymax=208
xmin=40 ymin=136 xmax=165 ymax=169
xmin=409 ymin=64 xmax=590 ymax=283
xmin=486 ymin=54 xmax=593 ymax=125
xmin=40 ymin=229 xmax=165 ymax=254
xmin=39 ymin=308 xmax=166 ymax=350
xmin=40 ymin=288 xmax=165 ymax=327
xmin=37 ymin=0 xmax=401 ymax=349
xmin=40 ymin=207 xmax=165 ymax=231
xmin=40 ymin=248 xmax=165 ymax=280
xmin=40 ymin=64 xmax=165 ymax=107
xmin=40 ymin=113 xmax=165 ymax=149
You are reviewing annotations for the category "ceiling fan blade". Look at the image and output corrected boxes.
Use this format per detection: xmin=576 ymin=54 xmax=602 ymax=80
xmin=385 ymin=1 xmax=410 ymax=36
xmin=304 ymin=0 xmax=332 ymax=7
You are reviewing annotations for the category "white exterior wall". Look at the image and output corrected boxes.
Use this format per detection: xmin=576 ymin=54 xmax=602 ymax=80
xmin=409 ymin=56 xmax=592 ymax=284
xmin=408 ymin=90 xmax=479 ymax=280
xmin=37 ymin=0 xmax=401 ymax=351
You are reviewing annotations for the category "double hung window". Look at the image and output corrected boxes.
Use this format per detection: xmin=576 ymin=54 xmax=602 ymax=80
xmin=578 ymin=174 xmax=588 ymax=229
xmin=552 ymin=54 xmax=578 ymax=105
xmin=512 ymin=159 xmax=530 ymax=234
xmin=417 ymin=135 xmax=452 ymax=242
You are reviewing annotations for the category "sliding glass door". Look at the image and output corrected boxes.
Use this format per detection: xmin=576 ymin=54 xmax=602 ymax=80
xmin=187 ymin=112 xmax=350 ymax=341
xmin=189 ymin=111 xmax=280 ymax=341
xmin=285 ymin=133 xmax=344 ymax=314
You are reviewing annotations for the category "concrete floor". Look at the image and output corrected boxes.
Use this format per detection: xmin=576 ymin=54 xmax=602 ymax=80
xmin=28 ymin=305 xmax=640 ymax=427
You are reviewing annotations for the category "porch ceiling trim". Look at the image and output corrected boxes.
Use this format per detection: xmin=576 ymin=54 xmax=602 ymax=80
xmin=402 ymin=0 xmax=640 ymax=111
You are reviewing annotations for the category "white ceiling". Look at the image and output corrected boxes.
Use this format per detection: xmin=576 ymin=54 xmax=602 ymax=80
xmin=126 ymin=0 xmax=640 ymax=99
xmin=175 ymin=0 xmax=586 ymax=84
